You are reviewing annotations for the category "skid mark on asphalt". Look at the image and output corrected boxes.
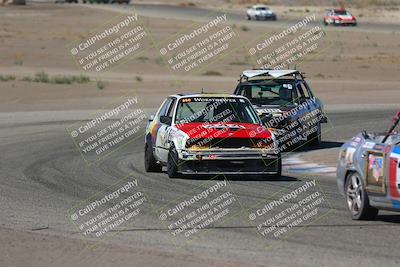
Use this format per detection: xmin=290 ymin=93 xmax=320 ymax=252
xmin=283 ymin=155 xmax=336 ymax=177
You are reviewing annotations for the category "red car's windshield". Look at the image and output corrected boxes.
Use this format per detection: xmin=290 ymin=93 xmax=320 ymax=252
xmin=175 ymin=97 xmax=260 ymax=125
xmin=334 ymin=10 xmax=349 ymax=15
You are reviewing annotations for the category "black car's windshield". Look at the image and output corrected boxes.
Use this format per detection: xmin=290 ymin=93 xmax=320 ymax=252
xmin=175 ymin=97 xmax=260 ymax=124
xmin=237 ymin=81 xmax=296 ymax=106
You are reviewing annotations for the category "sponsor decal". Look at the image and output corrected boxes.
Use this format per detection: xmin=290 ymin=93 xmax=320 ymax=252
xmin=368 ymin=154 xmax=383 ymax=182
xmin=384 ymin=145 xmax=392 ymax=154
xmin=192 ymin=97 xmax=236 ymax=102
xmin=389 ymin=147 xmax=400 ymax=201
xmin=150 ymin=122 xmax=162 ymax=143
xmin=392 ymin=200 xmax=400 ymax=209
xmin=345 ymin=147 xmax=356 ymax=166
xmin=373 ymin=144 xmax=385 ymax=151
xmin=363 ymin=141 xmax=375 ymax=149
xmin=257 ymin=108 xmax=282 ymax=115
xmin=349 ymin=142 xmax=358 ymax=147
xmin=282 ymin=84 xmax=293 ymax=90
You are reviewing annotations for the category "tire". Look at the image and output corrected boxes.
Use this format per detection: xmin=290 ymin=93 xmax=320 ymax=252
xmin=247 ymin=15 xmax=251 ymax=20
xmin=308 ymin=122 xmax=322 ymax=147
xmin=167 ymin=145 xmax=180 ymax=178
xmin=144 ymin=141 xmax=162 ymax=172
xmin=275 ymin=156 xmax=282 ymax=178
xmin=323 ymin=20 xmax=328 ymax=26
xmin=345 ymin=172 xmax=378 ymax=220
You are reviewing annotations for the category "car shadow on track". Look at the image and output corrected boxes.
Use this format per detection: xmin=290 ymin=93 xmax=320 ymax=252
xmin=171 ymin=174 xmax=300 ymax=182
xmin=376 ymin=214 xmax=400 ymax=223
xmin=293 ymin=140 xmax=344 ymax=153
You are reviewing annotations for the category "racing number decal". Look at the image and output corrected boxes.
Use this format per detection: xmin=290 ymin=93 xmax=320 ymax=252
xmin=389 ymin=147 xmax=400 ymax=201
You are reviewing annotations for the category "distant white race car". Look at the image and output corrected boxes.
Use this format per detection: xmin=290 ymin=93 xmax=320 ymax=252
xmin=247 ymin=5 xmax=277 ymax=21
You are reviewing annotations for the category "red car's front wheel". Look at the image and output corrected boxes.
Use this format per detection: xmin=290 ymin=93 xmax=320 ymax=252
xmin=167 ymin=145 xmax=180 ymax=178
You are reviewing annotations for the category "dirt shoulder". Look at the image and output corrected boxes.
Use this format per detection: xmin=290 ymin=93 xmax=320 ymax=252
xmin=0 ymin=226 xmax=260 ymax=267
xmin=0 ymin=4 xmax=399 ymax=112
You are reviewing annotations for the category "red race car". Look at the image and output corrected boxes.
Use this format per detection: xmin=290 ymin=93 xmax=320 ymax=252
xmin=323 ymin=9 xmax=357 ymax=26
xmin=144 ymin=94 xmax=281 ymax=178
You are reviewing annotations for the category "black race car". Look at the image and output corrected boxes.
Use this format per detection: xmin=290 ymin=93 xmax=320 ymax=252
xmin=233 ymin=69 xmax=327 ymax=149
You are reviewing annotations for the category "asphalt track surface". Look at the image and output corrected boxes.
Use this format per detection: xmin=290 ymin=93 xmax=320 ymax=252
xmin=1 ymin=107 xmax=400 ymax=267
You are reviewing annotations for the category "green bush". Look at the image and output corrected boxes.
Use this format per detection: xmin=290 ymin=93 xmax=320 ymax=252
xmin=34 ymin=71 xmax=50 ymax=83
xmin=0 ymin=74 xmax=16 ymax=81
xmin=96 ymin=81 xmax=106 ymax=90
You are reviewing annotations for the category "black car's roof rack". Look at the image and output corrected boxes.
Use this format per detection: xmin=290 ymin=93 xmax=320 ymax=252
xmin=239 ymin=69 xmax=305 ymax=83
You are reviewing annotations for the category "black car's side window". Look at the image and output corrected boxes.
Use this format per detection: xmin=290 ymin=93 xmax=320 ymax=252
xmin=296 ymin=83 xmax=311 ymax=102
xmin=303 ymin=82 xmax=314 ymax=98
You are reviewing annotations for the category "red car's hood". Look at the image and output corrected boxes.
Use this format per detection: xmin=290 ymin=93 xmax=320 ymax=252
xmin=176 ymin=122 xmax=272 ymax=139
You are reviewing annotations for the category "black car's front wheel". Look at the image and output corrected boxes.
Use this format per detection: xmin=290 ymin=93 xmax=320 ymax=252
xmin=144 ymin=141 xmax=162 ymax=172
xmin=345 ymin=172 xmax=378 ymax=220
xmin=167 ymin=145 xmax=180 ymax=178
